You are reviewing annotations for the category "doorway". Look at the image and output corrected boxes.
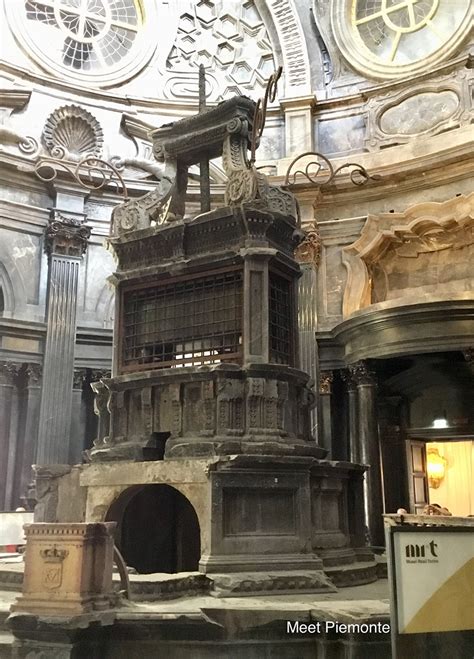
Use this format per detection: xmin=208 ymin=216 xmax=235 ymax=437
xmin=106 ymin=484 xmax=201 ymax=574
xmin=426 ymin=440 xmax=474 ymax=516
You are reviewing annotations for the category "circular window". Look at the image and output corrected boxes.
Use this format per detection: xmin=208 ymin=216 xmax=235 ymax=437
xmin=7 ymin=0 xmax=157 ymax=87
xmin=331 ymin=0 xmax=472 ymax=78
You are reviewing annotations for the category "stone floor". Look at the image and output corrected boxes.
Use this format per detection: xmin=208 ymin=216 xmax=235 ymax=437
xmin=0 ymin=557 xmax=391 ymax=658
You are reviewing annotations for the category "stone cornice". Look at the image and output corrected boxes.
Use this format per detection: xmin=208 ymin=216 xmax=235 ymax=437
xmin=332 ymin=297 xmax=474 ymax=363
xmin=0 ymin=87 xmax=32 ymax=109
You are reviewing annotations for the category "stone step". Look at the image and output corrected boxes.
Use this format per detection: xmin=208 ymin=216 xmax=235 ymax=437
xmin=0 ymin=631 xmax=13 ymax=659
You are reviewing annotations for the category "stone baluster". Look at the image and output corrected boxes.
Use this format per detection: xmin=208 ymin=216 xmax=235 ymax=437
xmin=36 ymin=213 xmax=90 ymax=465
xmin=349 ymin=360 xmax=384 ymax=547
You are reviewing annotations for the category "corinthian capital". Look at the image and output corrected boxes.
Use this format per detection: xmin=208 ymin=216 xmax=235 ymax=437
xmin=44 ymin=212 xmax=91 ymax=258
xmin=349 ymin=360 xmax=377 ymax=386
xmin=294 ymin=222 xmax=321 ymax=269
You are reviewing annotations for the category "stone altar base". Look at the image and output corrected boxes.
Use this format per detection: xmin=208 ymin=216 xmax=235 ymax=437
xmin=43 ymin=453 xmax=378 ymax=595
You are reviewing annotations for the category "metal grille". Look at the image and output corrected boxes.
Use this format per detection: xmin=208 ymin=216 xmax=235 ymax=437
xmin=269 ymin=272 xmax=293 ymax=365
xmin=121 ymin=270 xmax=243 ymax=371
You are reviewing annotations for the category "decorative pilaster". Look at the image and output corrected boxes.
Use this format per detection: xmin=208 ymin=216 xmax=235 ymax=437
xmin=280 ymin=95 xmax=317 ymax=158
xmin=0 ymin=361 xmax=20 ymax=509
xmin=349 ymin=360 xmax=384 ymax=546
xmin=318 ymin=370 xmax=333 ymax=457
xmin=36 ymin=214 xmax=90 ymax=465
xmin=296 ymin=223 xmax=321 ymax=441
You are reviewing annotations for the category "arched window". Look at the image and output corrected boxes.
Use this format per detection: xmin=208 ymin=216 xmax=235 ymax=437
xmin=0 ymin=286 xmax=4 ymax=315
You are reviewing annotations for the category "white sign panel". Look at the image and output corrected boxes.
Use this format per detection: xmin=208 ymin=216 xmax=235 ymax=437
xmin=0 ymin=512 xmax=33 ymax=546
xmin=393 ymin=530 xmax=474 ymax=634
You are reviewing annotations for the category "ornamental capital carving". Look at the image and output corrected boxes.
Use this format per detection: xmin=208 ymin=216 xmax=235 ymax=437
xmin=26 ymin=363 xmax=42 ymax=385
xmin=319 ymin=370 xmax=333 ymax=394
xmin=91 ymin=369 xmax=112 ymax=381
xmin=44 ymin=213 xmax=91 ymax=258
xmin=349 ymin=360 xmax=377 ymax=386
xmin=463 ymin=347 xmax=474 ymax=372
xmin=73 ymin=369 xmax=87 ymax=389
xmin=0 ymin=360 xmax=21 ymax=385
xmin=294 ymin=223 xmax=321 ymax=268
xmin=339 ymin=368 xmax=357 ymax=392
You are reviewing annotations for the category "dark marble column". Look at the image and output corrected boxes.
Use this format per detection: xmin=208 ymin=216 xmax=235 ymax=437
xmin=69 ymin=369 xmax=87 ymax=464
xmin=318 ymin=371 xmax=333 ymax=458
xmin=13 ymin=364 xmax=42 ymax=505
xmin=341 ymin=369 xmax=359 ymax=463
xmin=36 ymin=214 xmax=90 ymax=465
xmin=350 ymin=360 xmax=384 ymax=546
xmin=0 ymin=361 xmax=20 ymax=509
xmin=295 ymin=224 xmax=320 ymax=441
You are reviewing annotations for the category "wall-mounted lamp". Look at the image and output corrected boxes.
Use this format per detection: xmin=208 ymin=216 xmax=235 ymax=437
xmin=427 ymin=447 xmax=447 ymax=489
xmin=432 ymin=411 xmax=448 ymax=429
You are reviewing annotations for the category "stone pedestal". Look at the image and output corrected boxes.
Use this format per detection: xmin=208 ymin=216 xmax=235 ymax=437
xmin=11 ymin=522 xmax=116 ymax=616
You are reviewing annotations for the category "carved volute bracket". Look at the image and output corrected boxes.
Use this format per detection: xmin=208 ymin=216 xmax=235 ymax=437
xmin=44 ymin=213 xmax=91 ymax=258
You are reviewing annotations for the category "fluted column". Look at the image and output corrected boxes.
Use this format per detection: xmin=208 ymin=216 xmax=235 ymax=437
xmin=295 ymin=224 xmax=321 ymax=441
xmin=0 ymin=361 xmax=20 ymax=509
xmin=349 ymin=360 xmax=384 ymax=546
xmin=36 ymin=214 xmax=90 ymax=465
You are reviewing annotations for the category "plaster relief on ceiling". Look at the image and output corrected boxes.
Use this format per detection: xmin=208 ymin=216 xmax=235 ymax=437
xmin=342 ymin=194 xmax=474 ymax=316
xmin=165 ymin=0 xmax=275 ymax=101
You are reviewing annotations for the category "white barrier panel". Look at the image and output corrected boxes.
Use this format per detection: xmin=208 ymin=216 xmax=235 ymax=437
xmin=385 ymin=514 xmax=474 ymax=659
xmin=0 ymin=512 xmax=34 ymax=547
xmin=393 ymin=529 xmax=473 ymax=633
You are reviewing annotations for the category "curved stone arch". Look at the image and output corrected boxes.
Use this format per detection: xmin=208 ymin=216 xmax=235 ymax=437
xmin=342 ymin=193 xmax=474 ymax=317
xmin=261 ymin=0 xmax=311 ymax=97
xmin=86 ymin=480 xmax=209 ymax=555
xmin=0 ymin=258 xmax=27 ymax=317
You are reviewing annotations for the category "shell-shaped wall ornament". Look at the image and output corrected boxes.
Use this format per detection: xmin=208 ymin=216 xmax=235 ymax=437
xmin=42 ymin=105 xmax=104 ymax=161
